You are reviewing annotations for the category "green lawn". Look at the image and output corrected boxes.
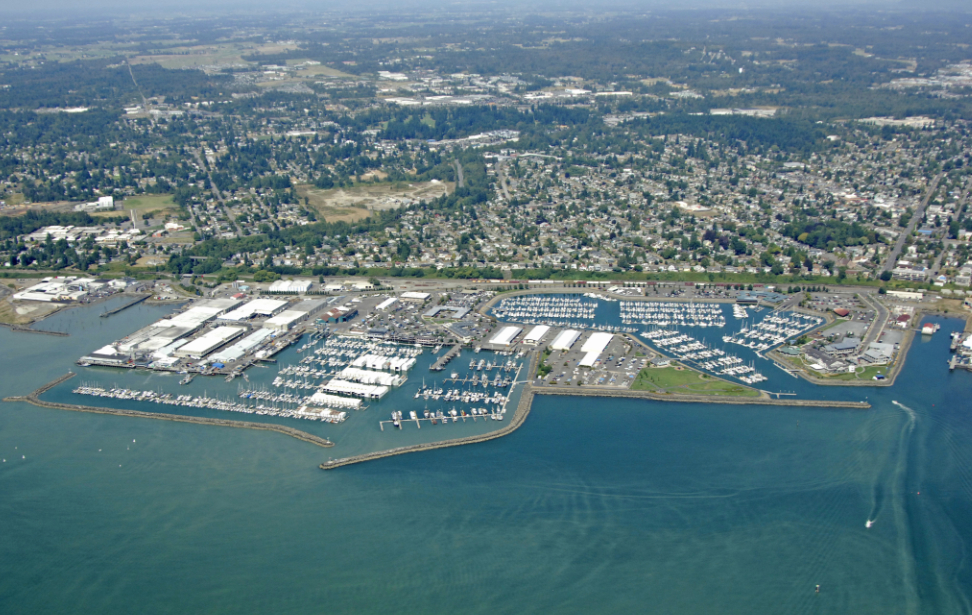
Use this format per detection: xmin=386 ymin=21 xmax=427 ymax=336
xmin=94 ymin=194 xmax=178 ymax=218
xmin=631 ymin=366 xmax=760 ymax=397
xmin=826 ymin=365 xmax=888 ymax=381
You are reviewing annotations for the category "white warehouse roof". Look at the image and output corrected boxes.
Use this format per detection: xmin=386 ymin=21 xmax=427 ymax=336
xmin=550 ymin=329 xmax=581 ymax=351
xmin=219 ymin=299 xmax=288 ymax=321
xmin=581 ymin=332 xmax=614 ymax=354
xmin=524 ymin=325 xmax=551 ymax=342
xmin=376 ymin=297 xmax=398 ymax=310
xmin=490 ymin=326 xmax=522 ymax=346
xmin=210 ymin=329 xmax=275 ymax=363
xmin=175 ymin=326 xmax=246 ymax=359
xmin=268 ymin=279 xmax=312 ymax=293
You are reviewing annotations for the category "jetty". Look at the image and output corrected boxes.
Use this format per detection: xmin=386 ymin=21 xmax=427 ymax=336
xmin=100 ymin=293 xmax=150 ymax=318
xmin=3 ymin=373 xmax=334 ymax=448
xmin=0 ymin=322 xmax=69 ymax=337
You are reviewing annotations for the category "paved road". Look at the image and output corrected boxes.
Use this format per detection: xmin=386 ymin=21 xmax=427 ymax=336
xmin=193 ymin=149 xmax=242 ymax=237
xmin=859 ymin=292 xmax=889 ymax=348
xmin=882 ymin=172 xmax=943 ymax=273
xmin=453 ymin=159 xmax=464 ymax=189
xmin=927 ymin=187 xmax=969 ymax=282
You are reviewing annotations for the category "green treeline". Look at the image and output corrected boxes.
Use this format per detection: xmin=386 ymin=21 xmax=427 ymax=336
xmin=781 ymin=218 xmax=878 ymax=250
xmin=375 ymin=105 xmax=591 ymax=141
xmin=635 ymin=113 xmax=826 ymax=153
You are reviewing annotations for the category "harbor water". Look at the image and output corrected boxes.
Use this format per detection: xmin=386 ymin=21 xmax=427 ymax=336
xmin=2 ymin=296 xmax=972 ymax=613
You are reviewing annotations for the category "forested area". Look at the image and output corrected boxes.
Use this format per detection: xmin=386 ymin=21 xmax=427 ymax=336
xmin=0 ymin=59 xmax=231 ymax=108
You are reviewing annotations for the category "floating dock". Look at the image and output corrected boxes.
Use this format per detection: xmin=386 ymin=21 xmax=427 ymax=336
xmin=430 ymin=344 xmax=462 ymax=371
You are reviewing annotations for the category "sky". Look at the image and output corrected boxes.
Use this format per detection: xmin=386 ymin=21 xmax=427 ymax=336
xmin=0 ymin=0 xmax=968 ymax=20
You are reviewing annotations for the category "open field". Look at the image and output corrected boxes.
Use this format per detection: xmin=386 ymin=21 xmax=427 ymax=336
xmin=297 ymin=181 xmax=451 ymax=223
xmin=0 ymin=198 xmax=75 ymax=217
xmin=285 ymin=60 xmax=357 ymax=79
xmin=631 ymin=365 xmax=759 ymax=397
xmin=0 ymin=296 xmax=60 ymax=325
xmin=95 ymin=195 xmax=179 ymax=219
xmin=129 ymin=42 xmax=299 ymax=70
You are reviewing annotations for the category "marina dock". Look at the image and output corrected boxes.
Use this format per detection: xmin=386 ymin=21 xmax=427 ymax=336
xmin=3 ymin=373 xmax=335 ymax=448
xmin=430 ymin=344 xmax=462 ymax=371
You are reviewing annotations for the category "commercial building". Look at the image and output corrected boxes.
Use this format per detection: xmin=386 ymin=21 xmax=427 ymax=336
xmin=13 ymin=277 xmax=99 ymax=302
xmin=209 ymin=329 xmax=276 ymax=363
xmin=550 ymin=329 xmax=581 ymax=351
xmin=324 ymin=306 xmax=358 ymax=323
xmin=174 ymin=326 xmax=246 ymax=360
xmin=376 ymin=297 xmax=398 ymax=311
xmin=523 ymin=325 xmax=551 ymax=345
xmin=490 ymin=326 xmax=522 ymax=346
xmin=578 ymin=332 xmax=614 ymax=366
xmin=401 ymin=291 xmax=431 ymax=302
xmin=218 ymin=299 xmax=288 ymax=322
xmin=422 ymin=305 xmax=470 ymax=319
xmin=268 ymin=279 xmax=313 ymax=293
xmin=263 ymin=299 xmax=327 ymax=332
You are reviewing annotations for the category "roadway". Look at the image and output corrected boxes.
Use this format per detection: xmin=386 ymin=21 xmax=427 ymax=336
xmin=882 ymin=172 xmax=943 ymax=273
xmin=453 ymin=159 xmax=465 ymax=189
xmin=859 ymin=292 xmax=890 ymax=349
xmin=193 ymin=149 xmax=242 ymax=237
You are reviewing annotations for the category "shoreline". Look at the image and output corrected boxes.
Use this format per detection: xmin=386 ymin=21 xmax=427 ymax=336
xmin=3 ymin=372 xmax=335 ymax=449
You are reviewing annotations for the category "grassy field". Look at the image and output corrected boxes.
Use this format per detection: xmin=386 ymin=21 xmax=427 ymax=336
xmin=631 ymin=366 xmax=759 ymax=397
xmin=297 ymin=181 xmax=450 ymax=222
xmin=825 ymin=365 xmax=888 ymax=381
xmin=130 ymin=42 xmax=299 ymax=70
xmin=94 ymin=195 xmax=179 ymax=219
xmin=285 ymin=60 xmax=357 ymax=79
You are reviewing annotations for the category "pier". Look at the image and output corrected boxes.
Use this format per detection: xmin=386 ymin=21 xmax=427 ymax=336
xmin=3 ymin=373 xmax=335 ymax=448
xmin=430 ymin=344 xmax=462 ymax=371
xmin=100 ymin=293 xmax=150 ymax=318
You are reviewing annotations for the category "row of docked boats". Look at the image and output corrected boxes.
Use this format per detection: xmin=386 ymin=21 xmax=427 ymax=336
xmin=620 ymin=301 xmax=726 ymax=328
xmin=71 ymin=385 xmax=347 ymax=422
xmin=722 ymin=312 xmax=823 ymax=351
xmin=639 ymin=327 xmax=768 ymax=384
xmin=493 ymin=296 xmax=598 ymax=322
xmin=389 ymin=405 xmax=506 ymax=429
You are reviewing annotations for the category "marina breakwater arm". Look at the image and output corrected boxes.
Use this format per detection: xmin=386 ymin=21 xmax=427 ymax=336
xmin=320 ymin=351 xmax=543 ymax=470
xmin=531 ymin=386 xmax=870 ymax=409
xmin=321 ymin=388 xmax=537 ymax=470
xmin=3 ymin=373 xmax=334 ymax=449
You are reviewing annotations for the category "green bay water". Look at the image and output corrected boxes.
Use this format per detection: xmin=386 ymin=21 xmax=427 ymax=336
xmin=2 ymin=298 xmax=972 ymax=614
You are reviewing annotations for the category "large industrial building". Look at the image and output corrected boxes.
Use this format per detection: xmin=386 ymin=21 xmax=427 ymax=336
xmin=523 ymin=325 xmax=551 ymax=345
xmin=218 ymin=298 xmax=288 ymax=322
xmin=263 ymin=299 xmax=327 ymax=332
xmin=490 ymin=326 xmax=522 ymax=347
xmin=550 ymin=329 xmax=581 ymax=351
xmin=174 ymin=326 xmax=246 ymax=360
xmin=578 ymin=332 xmax=614 ymax=367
